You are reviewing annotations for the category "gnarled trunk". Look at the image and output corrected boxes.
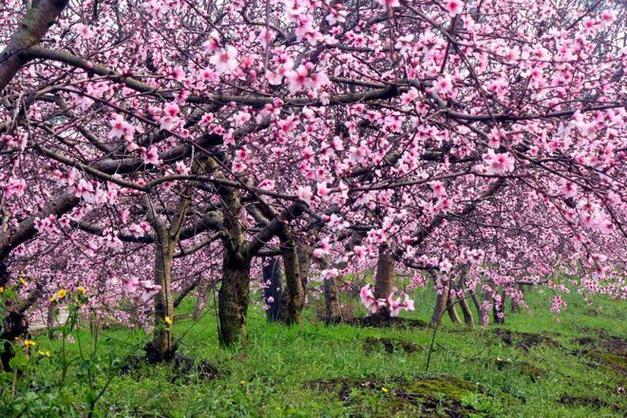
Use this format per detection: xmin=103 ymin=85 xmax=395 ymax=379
xmin=218 ymin=254 xmax=251 ymax=347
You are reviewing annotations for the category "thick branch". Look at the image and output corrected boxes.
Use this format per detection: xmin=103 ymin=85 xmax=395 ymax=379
xmin=0 ymin=0 xmax=69 ymax=90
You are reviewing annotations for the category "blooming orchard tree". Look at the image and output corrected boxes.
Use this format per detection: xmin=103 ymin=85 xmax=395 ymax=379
xmin=0 ymin=0 xmax=625 ymax=360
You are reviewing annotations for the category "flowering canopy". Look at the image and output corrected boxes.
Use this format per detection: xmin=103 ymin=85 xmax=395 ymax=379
xmin=0 ymin=0 xmax=625 ymax=326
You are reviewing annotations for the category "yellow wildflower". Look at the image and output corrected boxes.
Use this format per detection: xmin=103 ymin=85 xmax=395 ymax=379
xmin=56 ymin=289 xmax=67 ymax=299
xmin=38 ymin=350 xmax=51 ymax=357
xmin=23 ymin=339 xmax=36 ymax=348
xmin=77 ymin=286 xmax=86 ymax=295
xmin=164 ymin=316 xmax=173 ymax=326
xmin=0 ymin=286 xmax=4 ymax=294
xmin=381 ymin=387 xmax=389 ymax=393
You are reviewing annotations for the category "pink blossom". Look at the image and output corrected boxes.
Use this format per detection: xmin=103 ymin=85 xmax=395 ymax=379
xmin=483 ymin=150 xmax=515 ymax=175
xmin=142 ymin=146 xmax=161 ymax=165
xmin=74 ymin=23 xmax=94 ymax=39
xmin=376 ymin=0 xmax=400 ymax=10
xmin=210 ymin=46 xmax=238 ymax=74
xmin=445 ymin=0 xmax=464 ymax=17
xmin=3 ymin=177 xmax=26 ymax=198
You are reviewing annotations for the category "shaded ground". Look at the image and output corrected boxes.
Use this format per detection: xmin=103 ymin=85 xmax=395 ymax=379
xmin=363 ymin=336 xmax=422 ymax=354
xmin=574 ymin=332 xmax=627 ymax=375
xmin=494 ymin=328 xmax=562 ymax=351
xmin=558 ymin=395 xmax=625 ymax=414
xmin=306 ymin=375 xmax=480 ymax=417
xmin=120 ymin=353 xmax=221 ymax=383
xmin=348 ymin=315 xmax=428 ymax=329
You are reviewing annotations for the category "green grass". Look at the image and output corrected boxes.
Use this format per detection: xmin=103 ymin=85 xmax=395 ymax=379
xmin=4 ymin=287 xmax=626 ymax=417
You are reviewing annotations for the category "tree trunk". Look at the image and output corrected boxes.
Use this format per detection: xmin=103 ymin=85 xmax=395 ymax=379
xmin=372 ymin=244 xmax=394 ymax=318
xmin=218 ymin=254 xmax=251 ymax=347
xmin=0 ymin=261 xmax=29 ymax=371
xmin=146 ymin=236 xmax=176 ymax=362
xmin=511 ymin=284 xmax=525 ymax=313
xmin=47 ymin=303 xmax=57 ymax=340
xmin=469 ymin=290 xmax=482 ymax=319
xmin=297 ymin=243 xmax=313 ymax=293
xmin=323 ymin=277 xmax=342 ymax=323
xmin=280 ymin=237 xmax=305 ymax=325
xmin=430 ymin=289 xmax=448 ymax=327
xmin=458 ymin=294 xmax=475 ymax=328
xmin=479 ymin=290 xmax=492 ymax=326
xmin=493 ymin=291 xmax=506 ymax=324
xmin=263 ymin=257 xmax=283 ymax=321
xmin=191 ymin=281 xmax=210 ymax=321
xmin=447 ymin=300 xmax=462 ymax=324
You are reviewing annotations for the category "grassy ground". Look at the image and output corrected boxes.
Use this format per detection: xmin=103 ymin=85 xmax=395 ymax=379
xmin=3 ymin=286 xmax=626 ymax=417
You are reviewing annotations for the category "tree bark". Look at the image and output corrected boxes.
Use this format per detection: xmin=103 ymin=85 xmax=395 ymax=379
xmin=469 ymin=290 xmax=482 ymax=319
xmin=146 ymin=234 xmax=176 ymax=362
xmin=191 ymin=281 xmax=209 ymax=321
xmin=447 ymin=300 xmax=462 ymax=324
xmin=493 ymin=291 xmax=506 ymax=324
xmin=480 ymin=290 xmax=492 ymax=326
xmin=323 ymin=276 xmax=342 ymax=324
xmin=372 ymin=244 xmax=394 ymax=318
xmin=0 ymin=263 xmax=38 ymax=371
xmin=297 ymin=242 xmax=313 ymax=293
xmin=218 ymin=254 xmax=251 ymax=347
xmin=430 ymin=289 xmax=449 ymax=327
xmin=458 ymin=294 xmax=475 ymax=328
xmin=46 ymin=303 xmax=57 ymax=340
xmin=144 ymin=183 xmax=192 ymax=361
xmin=279 ymin=236 xmax=305 ymax=325
xmin=0 ymin=0 xmax=69 ymax=90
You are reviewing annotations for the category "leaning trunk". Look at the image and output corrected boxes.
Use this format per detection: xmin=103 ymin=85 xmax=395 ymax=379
xmin=458 ymin=294 xmax=475 ymax=328
xmin=469 ymin=290 xmax=482 ymax=319
xmin=430 ymin=289 xmax=449 ymax=327
xmin=447 ymin=299 xmax=462 ymax=324
xmin=218 ymin=254 xmax=251 ymax=347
